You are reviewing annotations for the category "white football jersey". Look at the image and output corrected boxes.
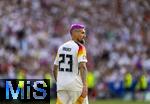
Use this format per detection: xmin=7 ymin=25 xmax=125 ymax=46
xmin=54 ymin=40 xmax=87 ymax=91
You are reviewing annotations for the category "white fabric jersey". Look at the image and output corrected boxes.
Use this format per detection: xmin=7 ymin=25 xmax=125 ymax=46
xmin=54 ymin=40 xmax=87 ymax=91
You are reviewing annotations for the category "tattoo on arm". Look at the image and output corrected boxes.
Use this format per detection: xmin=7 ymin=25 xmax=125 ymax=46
xmin=79 ymin=62 xmax=87 ymax=86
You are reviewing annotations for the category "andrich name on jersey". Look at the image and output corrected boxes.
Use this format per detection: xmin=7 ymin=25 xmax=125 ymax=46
xmin=63 ymin=47 xmax=71 ymax=52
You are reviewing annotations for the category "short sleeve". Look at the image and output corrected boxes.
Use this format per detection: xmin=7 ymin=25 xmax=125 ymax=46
xmin=77 ymin=45 xmax=87 ymax=63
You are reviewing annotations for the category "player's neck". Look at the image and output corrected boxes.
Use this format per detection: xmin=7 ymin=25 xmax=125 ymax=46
xmin=72 ymin=40 xmax=83 ymax=46
xmin=72 ymin=39 xmax=78 ymax=43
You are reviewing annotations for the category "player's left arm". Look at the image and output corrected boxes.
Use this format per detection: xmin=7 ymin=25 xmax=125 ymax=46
xmin=53 ymin=51 xmax=59 ymax=82
xmin=53 ymin=65 xmax=58 ymax=82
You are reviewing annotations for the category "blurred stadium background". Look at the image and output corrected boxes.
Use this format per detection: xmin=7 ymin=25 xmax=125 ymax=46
xmin=0 ymin=0 xmax=150 ymax=104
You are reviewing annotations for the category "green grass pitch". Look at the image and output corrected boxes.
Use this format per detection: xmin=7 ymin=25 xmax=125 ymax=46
xmin=50 ymin=99 xmax=150 ymax=104
xmin=1 ymin=99 xmax=150 ymax=104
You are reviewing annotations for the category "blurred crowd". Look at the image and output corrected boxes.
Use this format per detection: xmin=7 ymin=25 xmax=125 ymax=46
xmin=0 ymin=0 xmax=150 ymax=100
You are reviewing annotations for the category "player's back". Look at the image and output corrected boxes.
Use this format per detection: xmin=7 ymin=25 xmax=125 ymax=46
xmin=54 ymin=40 xmax=84 ymax=91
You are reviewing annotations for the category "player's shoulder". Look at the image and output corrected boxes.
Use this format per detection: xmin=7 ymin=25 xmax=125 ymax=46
xmin=74 ymin=42 xmax=86 ymax=50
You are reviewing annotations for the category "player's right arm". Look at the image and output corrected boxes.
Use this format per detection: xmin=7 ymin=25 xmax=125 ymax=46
xmin=77 ymin=44 xmax=88 ymax=98
xmin=79 ymin=62 xmax=88 ymax=98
